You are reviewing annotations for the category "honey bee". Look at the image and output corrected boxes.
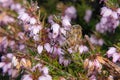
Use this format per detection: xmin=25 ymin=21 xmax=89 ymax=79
xmin=62 ymin=25 xmax=82 ymax=52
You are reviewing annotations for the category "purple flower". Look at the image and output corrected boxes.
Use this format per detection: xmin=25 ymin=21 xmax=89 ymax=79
xmin=0 ymin=36 xmax=8 ymax=53
xmin=23 ymin=63 xmax=52 ymax=80
xmin=18 ymin=12 xmax=30 ymax=22
xmin=0 ymin=0 xmax=13 ymax=8
xmin=107 ymin=47 xmax=116 ymax=58
xmin=38 ymin=76 xmax=47 ymax=80
xmin=44 ymin=43 xmax=51 ymax=53
xmin=0 ymin=53 xmax=14 ymax=75
xmin=117 ymin=8 xmax=120 ymax=14
xmin=84 ymin=9 xmax=92 ymax=23
xmin=108 ymin=75 xmax=114 ymax=80
xmin=89 ymin=75 xmax=97 ymax=80
xmin=96 ymin=7 xmax=120 ymax=33
xmin=29 ymin=25 xmax=42 ymax=35
xmin=90 ymin=35 xmax=104 ymax=46
xmin=42 ymin=67 xmax=49 ymax=75
xmin=29 ymin=17 xmax=37 ymax=24
xmin=79 ymin=45 xmax=89 ymax=54
xmin=38 ymin=75 xmax=52 ymax=80
xmin=48 ymin=15 xmax=55 ymax=25
xmin=84 ymin=58 xmax=102 ymax=77
xmin=37 ymin=45 xmax=43 ymax=54
xmin=51 ymin=23 xmax=60 ymax=38
xmin=112 ymin=53 xmax=120 ymax=63
xmin=63 ymin=59 xmax=70 ymax=67
xmin=22 ymin=75 xmax=32 ymax=80
xmin=59 ymin=56 xmax=71 ymax=67
xmin=65 ymin=6 xmax=76 ymax=19
xmin=67 ymin=48 xmax=73 ymax=54
xmin=62 ymin=17 xmax=71 ymax=30
xmin=60 ymin=28 xmax=66 ymax=36
xmin=106 ymin=47 xmax=120 ymax=63
xmin=0 ymin=15 xmax=15 ymax=24
xmin=101 ymin=7 xmax=112 ymax=17
xmin=11 ymin=3 xmax=21 ymax=11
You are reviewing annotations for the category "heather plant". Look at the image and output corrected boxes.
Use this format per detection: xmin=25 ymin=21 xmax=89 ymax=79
xmin=0 ymin=0 xmax=120 ymax=80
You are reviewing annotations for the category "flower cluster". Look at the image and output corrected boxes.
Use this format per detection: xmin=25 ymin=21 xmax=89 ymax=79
xmin=0 ymin=0 xmax=30 ymax=25
xmin=89 ymin=35 xmax=104 ymax=46
xmin=0 ymin=0 xmax=13 ymax=8
xmin=48 ymin=6 xmax=76 ymax=41
xmin=37 ymin=6 xmax=78 ymax=66
xmin=0 ymin=13 xmax=15 ymax=25
xmin=22 ymin=63 xmax=52 ymax=80
xmin=0 ymin=36 xmax=26 ymax=54
xmin=79 ymin=45 xmax=89 ymax=54
xmin=1 ymin=0 xmax=42 ymax=41
xmin=106 ymin=47 xmax=120 ymax=63
xmin=96 ymin=7 xmax=120 ymax=33
xmin=17 ymin=5 xmax=42 ymax=41
xmin=0 ymin=0 xmax=52 ymax=79
xmin=59 ymin=56 xmax=71 ymax=67
xmin=84 ymin=56 xmax=102 ymax=80
xmin=84 ymin=9 xmax=92 ymax=23
xmin=0 ymin=53 xmax=19 ymax=78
